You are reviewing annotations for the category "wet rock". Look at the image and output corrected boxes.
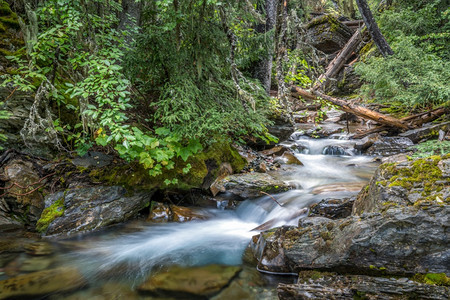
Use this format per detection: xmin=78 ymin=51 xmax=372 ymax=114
xmin=138 ymin=265 xmax=241 ymax=298
xmin=211 ymin=267 xmax=265 ymax=300
xmin=0 ymin=266 xmax=87 ymax=299
xmin=253 ymin=205 xmax=449 ymax=275
xmin=147 ymin=202 xmax=209 ymax=223
xmin=308 ymin=197 xmax=354 ymax=219
xmin=322 ymin=145 xmax=349 ymax=156
xmin=71 ymin=151 xmax=113 ymax=168
xmin=42 ymin=186 xmax=153 ymax=236
xmin=24 ymin=241 xmax=53 ymax=256
xmin=306 ymin=15 xmax=353 ymax=54
xmin=217 ymin=173 xmax=291 ymax=199
xmin=365 ymin=136 xmax=414 ymax=156
xmin=248 ymin=113 xmax=294 ymax=150
xmin=209 ymin=163 xmax=233 ymax=196
xmin=20 ymin=256 xmax=53 ymax=272
xmin=278 ymin=274 xmax=449 ymax=300
xmin=280 ymin=153 xmax=303 ymax=165
xmin=353 ymin=135 xmax=377 ymax=152
xmin=260 ymin=145 xmax=290 ymax=157
xmin=311 ymin=181 xmax=366 ymax=195
xmin=399 ymin=121 xmax=450 ymax=143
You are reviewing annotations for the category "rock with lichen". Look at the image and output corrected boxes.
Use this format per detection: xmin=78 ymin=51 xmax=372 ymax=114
xmin=249 ymin=155 xmax=450 ymax=284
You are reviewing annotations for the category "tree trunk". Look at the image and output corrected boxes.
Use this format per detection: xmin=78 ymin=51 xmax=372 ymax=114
xmin=253 ymin=0 xmax=278 ymax=94
xmin=355 ymin=0 xmax=393 ymax=57
xmin=118 ymin=0 xmax=141 ymax=34
xmin=292 ymin=86 xmax=409 ymax=130
xmin=275 ymin=0 xmax=290 ymax=112
xmin=313 ymin=28 xmax=367 ymax=90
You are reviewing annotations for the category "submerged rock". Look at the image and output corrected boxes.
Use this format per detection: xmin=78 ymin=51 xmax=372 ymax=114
xmin=40 ymin=186 xmax=153 ymax=236
xmin=0 ymin=266 xmax=87 ymax=299
xmin=138 ymin=265 xmax=241 ymax=298
xmin=217 ymin=173 xmax=291 ymax=199
xmin=278 ymin=273 xmax=449 ymax=300
xmin=147 ymin=202 xmax=209 ymax=223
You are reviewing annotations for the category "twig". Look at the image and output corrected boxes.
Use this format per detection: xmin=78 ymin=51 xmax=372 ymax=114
xmin=260 ymin=191 xmax=283 ymax=207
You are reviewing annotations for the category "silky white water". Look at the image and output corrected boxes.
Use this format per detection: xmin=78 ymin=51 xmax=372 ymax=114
xmin=59 ymin=135 xmax=377 ymax=282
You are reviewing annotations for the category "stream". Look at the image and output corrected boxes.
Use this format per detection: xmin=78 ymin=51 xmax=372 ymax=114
xmin=0 ymin=134 xmax=379 ymax=299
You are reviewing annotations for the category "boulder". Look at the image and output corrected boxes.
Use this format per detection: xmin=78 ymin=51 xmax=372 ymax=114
xmin=365 ymin=136 xmax=414 ymax=156
xmin=250 ymin=155 xmax=450 ymax=277
xmin=137 ymin=265 xmax=241 ymax=298
xmin=252 ymin=205 xmax=449 ymax=275
xmin=0 ymin=266 xmax=87 ymax=299
xmin=306 ymin=15 xmax=353 ymax=54
xmin=39 ymin=186 xmax=153 ymax=236
xmin=216 ymin=173 xmax=291 ymax=199
xmin=278 ymin=273 xmax=449 ymax=300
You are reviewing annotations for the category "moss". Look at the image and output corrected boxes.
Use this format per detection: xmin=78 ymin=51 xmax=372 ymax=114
xmin=36 ymin=198 xmax=65 ymax=233
xmin=0 ymin=13 xmax=20 ymax=29
xmin=412 ymin=273 xmax=450 ymax=286
xmin=297 ymin=270 xmax=336 ymax=283
xmin=0 ymin=1 xmax=12 ymax=16
xmin=88 ymin=141 xmax=246 ymax=192
xmin=0 ymin=21 xmax=5 ymax=32
xmin=380 ymin=156 xmax=447 ymax=205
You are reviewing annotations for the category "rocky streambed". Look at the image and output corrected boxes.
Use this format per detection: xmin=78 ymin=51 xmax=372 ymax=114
xmin=0 ymin=123 xmax=449 ymax=299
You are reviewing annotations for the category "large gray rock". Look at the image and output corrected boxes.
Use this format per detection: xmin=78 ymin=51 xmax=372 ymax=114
xmin=365 ymin=136 xmax=413 ymax=156
xmin=41 ymin=186 xmax=153 ymax=236
xmin=250 ymin=155 xmax=450 ymax=276
xmin=252 ymin=205 xmax=449 ymax=275
xmin=306 ymin=15 xmax=353 ymax=54
xmin=278 ymin=274 xmax=449 ymax=300
xmin=215 ymin=173 xmax=291 ymax=200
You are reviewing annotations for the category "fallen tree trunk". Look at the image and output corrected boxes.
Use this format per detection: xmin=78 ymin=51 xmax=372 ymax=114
xmin=351 ymin=106 xmax=448 ymax=139
xmin=292 ymin=86 xmax=409 ymax=130
xmin=313 ymin=28 xmax=366 ymax=90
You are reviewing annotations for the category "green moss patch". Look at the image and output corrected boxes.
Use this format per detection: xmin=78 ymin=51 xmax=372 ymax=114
xmin=378 ymin=155 xmax=448 ymax=205
xmin=36 ymin=199 xmax=65 ymax=233
xmin=413 ymin=273 xmax=450 ymax=286
xmin=88 ymin=141 xmax=246 ymax=192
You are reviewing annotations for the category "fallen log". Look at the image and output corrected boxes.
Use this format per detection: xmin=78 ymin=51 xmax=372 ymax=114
xmin=351 ymin=106 xmax=448 ymax=139
xmin=313 ymin=28 xmax=367 ymax=90
xmin=292 ymin=86 xmax=409 ymax=130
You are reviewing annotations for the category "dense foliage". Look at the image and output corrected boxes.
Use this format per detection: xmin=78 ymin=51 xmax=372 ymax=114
xmin=1 ymin=0 xmax=274 ymax=180
xmin=355 ymin=0 xmax=450 ymax=110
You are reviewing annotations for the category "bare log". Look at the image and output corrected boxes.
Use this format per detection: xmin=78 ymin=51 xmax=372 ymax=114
xmin=292 ymin=86 xmax=409 ymax=130
xmin=351 ymin=106 xmax=448 ymax=139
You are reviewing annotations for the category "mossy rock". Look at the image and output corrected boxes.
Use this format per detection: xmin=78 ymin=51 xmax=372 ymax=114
xmin=36 ymin=198 xmax=65 ymax=233
xmin=88 ymin=141 xmax=246 ymax=192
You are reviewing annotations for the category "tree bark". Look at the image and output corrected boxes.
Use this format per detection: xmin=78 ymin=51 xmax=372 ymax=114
xmin=118 ymin=0 xmax=141 ymax=34
xmin=313 ymin=28 xmax=367 ymax=90
xmin=355 ymin=0 xmax=393 ymax=57
xmin=274 ymin=0 xmax=290 ymax=112
xmin=253 ymin=0 xmax=278 ymax=94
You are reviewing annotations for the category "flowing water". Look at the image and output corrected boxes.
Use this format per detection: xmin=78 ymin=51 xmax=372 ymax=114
xmin=0 ymin=134 xmax=379 ymax=299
